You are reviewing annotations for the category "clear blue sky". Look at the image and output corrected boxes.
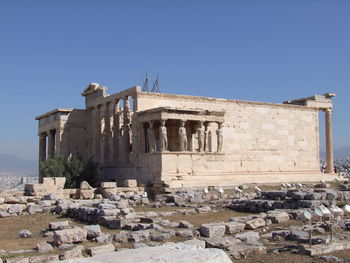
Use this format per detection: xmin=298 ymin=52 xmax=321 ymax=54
xmin=0 ymin=1 xmax=349 ymax=161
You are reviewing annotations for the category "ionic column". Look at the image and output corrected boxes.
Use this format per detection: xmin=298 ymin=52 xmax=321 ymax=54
xmin=55 ymin=128 xmax=63 ymax=154
xmin=39 ymin=133 xmax=47 ymax=162
xmin=48 ymin=130 xmax=55 ymax=158
xmin=95 ymin=105 xmax=101 ymax=163
xmin=325 ymin=108 xmax=334 ymax=173
xmin=99 ymin=104 xmax=106 ymax=164
xmin=108 ymin=102 xmax=114 ymax=163
xmin=123 ymin=96 xmax=131 ymax=157
xmin=91 ymin=106 xmax=98 ymax=163
xmin=113 ymin=99 xmax=120 ymax=163
xmin=104 ymin=102 xmax=111 ymax=163
xmin=39 ymin=132 xmax=47 ymax=183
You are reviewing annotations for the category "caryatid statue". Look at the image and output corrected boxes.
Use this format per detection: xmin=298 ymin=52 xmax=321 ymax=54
xmin=216 ymin=122 xmax=223 ymax=152
xmin=147 ymin=121 xmax=156 ymax=153
xmin=159 ymin=120 xmax=168 ymax=152
xmin=197 ymin=121 xmax=205 ymax=152
xmin=179 ymin=120 xmax=188 ymax=151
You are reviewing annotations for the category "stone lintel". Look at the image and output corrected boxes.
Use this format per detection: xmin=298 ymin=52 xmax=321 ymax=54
xmin=35 ymin=108 xmax=73 ymax=120
xmin=137 ymin=107 xmax=225 ymax=123
xmin=283 ymin=93 xmax=335 ymax=110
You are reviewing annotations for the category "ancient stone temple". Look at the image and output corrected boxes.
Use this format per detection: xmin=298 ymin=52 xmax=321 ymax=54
xmin=35 ymin=83 xmax=336 ymax=187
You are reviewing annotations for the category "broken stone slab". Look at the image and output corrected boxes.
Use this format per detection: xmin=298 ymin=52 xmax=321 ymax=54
xmin=113 ymin=231 xmax=128 ymax=243
xmin=84 ymin=225 xmax=102 ymax=238
xmin=80 ymin=181 xmax=93 ymax=190
xmin=235 ymin=231 xmax=260 ymax=244
xmin=224 ymin=222 xmax=245 ymax=235
xmin=29 ymin=254 xmax=59 ymax=263
xmin=80 ymin=190 xmax=95 ymax=199
xmin=6 ymin=257 xmax=29 ymax=263
xmin=36 ymin=242 xmax=54 ymax=253
xmin=53 ymin=243 xmax=232 ymax=263
xmin=150 ymin=233 xmax=171 ymax=242
xmin=298 ymin=240 xmax=350 ymax=256
xmin=26 ymin=204 xmax=43 ymax=214
xmin=96 ymin=234 xmax=111 ymax=243
xmin=183 ymin=239 xmax=206 ymax=249
xmin=267 ymin=211 xmax=290 ymax=224
xmin=205 ymin=236 xmax=242 ymax=250
xmin=54 ymin=227 xmax=87 ymax=245
xmin=87 ymin=244 xmax=115 ymax=257
xmin=49 ymin=221 xmax=70 ymax=230
xmin=200 ymin=223 xmax=226 ymax=238
xmin=196 ymin=206 xmax=211 ymax=213
xmin=7 ymin=204 xmax=23 ymax=214
xmin=245 ymin=217 xmax=265 ymax=230
xmin=127 ymin=230 xmax=150 ymax=242
xmin=176 ymin=230 xmax=194 ymax=238
xmin=228 ymin=243 xmax=267 ymax=260
xmin=178 ymin=220 xmax=193 ymax=229
xmin=59 ymin=245 xmax=84 ymax=260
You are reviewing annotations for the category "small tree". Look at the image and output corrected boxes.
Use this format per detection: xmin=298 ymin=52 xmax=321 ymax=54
xmin=40 ymin=153 xmax=84 ymax=188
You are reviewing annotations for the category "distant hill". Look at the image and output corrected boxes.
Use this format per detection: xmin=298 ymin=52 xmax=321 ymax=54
xmin=0 ymin=154 xmax=37 ymax=176
xmin=320 ymin=146 xmax=350 ymax=160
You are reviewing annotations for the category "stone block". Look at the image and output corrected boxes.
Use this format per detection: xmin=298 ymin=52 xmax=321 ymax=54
xmin=80 ymin=189 xmax=94 ymax=199
xmin=267 ymin=211 xmax=289 ymax=224
xmin=19 ymin=230 xmax=32 ymax=238
xmin=59 ymin=245 xmax=84 ymax=260
xmin=101 ymin=182 xmax=117 ymax=188
xmin=87 ymin=244 xmax=115 ymax=257
xmin=84 ymin=225 xmax=102 ymax=238
xmin=54 ymin=177 xmax=66 ymax=189
xmin=54 ymin=227 xmax=87 ymax=245
xmin=200 ymin=223 xmax=226 ymax=238
xmin=127 ymin=230 xmax=150 ymax=242
xmin=36 ymin=242 xmax=54 ymax=253
xmin=235 ymin=231 xmax=260 ymax=244
xmin=245 ymin=218 xmax=266 ymax=230
xmin=205 ymin=236 xmax=242 ymax=250
xmin=49 ymin=221 xmax=70 ymax=230
xmin=80 ymin=181 xmax=93 ymax=190
xmin=123 ymin=179 xmax=137 ymax=187
xmin=28 ymin=254 xmax=59 ymax=263
xmin=224 ymin=222 xmax=245 ymax=234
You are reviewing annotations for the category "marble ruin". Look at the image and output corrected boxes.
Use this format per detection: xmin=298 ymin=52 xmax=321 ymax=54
xmin=35 ymin=83 xmax=336 ymax=188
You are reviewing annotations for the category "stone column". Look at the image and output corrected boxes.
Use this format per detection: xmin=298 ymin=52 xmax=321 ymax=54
xmin=104 ymin=102 xmax=111 ymax=163
xmin=179 ymin=120 xmax=188 ymax=151
xmin=48 ymin=130 xmax=55 ymax=158
xmin=55 ymin=128 xmax=63 ymax=154
xmin=100 ymin=104 xmax=105 ymax=164
xmin=113 ymin=99 xmax=120 ymax=163
xmin=108 ymin=102 xmax=114 ymax=163
xmin=325 ymin=108 xmax=334 ymax=173
xmin=95 ymin=105 xmax=101 ymax=163
xmin=39 ymin=132 xmax=47 ymax=183
xmin=123 ymin=96 xmax=131 ymax=162
xmin=91 ymin=106 xmax=98 ymax=163
xmin=39 ymin=133 xmax=47 ymax=162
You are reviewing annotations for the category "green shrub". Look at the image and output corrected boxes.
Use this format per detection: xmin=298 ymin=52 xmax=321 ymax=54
xmin=40 ymin=153 xmax=86 ymax=188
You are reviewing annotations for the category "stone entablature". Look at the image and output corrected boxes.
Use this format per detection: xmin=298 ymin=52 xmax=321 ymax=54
xmin=36 ymin=82 xmax=336 ymax=188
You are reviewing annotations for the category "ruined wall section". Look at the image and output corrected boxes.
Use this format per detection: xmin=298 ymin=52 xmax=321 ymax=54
xmin=136 ymin=92 xmax=320 ymax=178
